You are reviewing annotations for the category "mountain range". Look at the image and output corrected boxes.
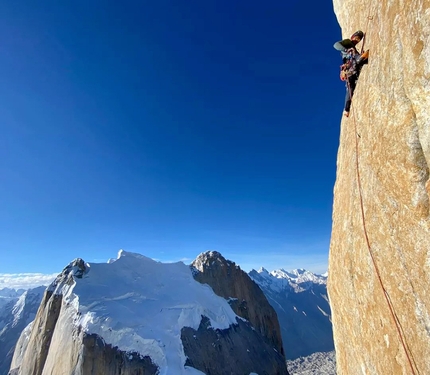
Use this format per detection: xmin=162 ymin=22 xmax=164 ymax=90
xmin=250 ymin=267 xmax=333 ymax=359
xmin=0 ymin=287 xmax=45 ymax=375
xmin=0 ymin=251 xmax=334 ymax=374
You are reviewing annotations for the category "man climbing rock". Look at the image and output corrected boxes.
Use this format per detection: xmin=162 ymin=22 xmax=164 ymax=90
xmin=333 ymin=30 xmax=369 ymax=117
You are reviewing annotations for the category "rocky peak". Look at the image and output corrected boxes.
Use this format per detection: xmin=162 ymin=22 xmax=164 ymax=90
xmin=191 ymin=251 xmax=286 ymax=358
xmin=55 ymin=258 xmax=88 ymax=282
xmin=191 ymin=250 xmax=232 ymax=273
xmin=46 ymin=258 xmax=89 ymax=301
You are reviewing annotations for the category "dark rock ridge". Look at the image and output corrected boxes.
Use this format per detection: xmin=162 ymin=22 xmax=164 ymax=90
xmin=182 ymin=316 xmax=286 ymax=375
xmin=191 ymin=251 xmax=287 ymax=372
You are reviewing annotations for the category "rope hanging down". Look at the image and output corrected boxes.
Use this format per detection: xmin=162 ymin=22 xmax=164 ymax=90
xmin=345 ymin=14 xmax=420 ymax=375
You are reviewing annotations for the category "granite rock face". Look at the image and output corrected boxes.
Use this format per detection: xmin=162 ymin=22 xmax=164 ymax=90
xmin=328 ymin=0 xmax=430 ymax=374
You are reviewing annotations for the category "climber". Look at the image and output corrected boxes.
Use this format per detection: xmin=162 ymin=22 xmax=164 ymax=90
xmin=333 ymin=30 xmax=369 ymax=117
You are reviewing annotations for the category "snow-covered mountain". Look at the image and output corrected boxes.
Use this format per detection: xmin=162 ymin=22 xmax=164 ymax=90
xmin=0 ymin=288 xmax=25 ymax=299
xmin=249 ymin=267 xmax=333 ymax=359
xmin=0 ymin=289 xmax=25 ymax=311
xmin=10 ymin=251 xmax=288 ymax=375
xmin=4 ymin=253 xmax=334 ymax=374
xmin=0 ymin=286 xmax=44 ymax=375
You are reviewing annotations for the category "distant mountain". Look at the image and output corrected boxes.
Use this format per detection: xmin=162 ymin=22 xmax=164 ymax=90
xmin=0 ymin=289 xmax=25 ymax=299
xmin=0 ymin=289 xmax=25 ymax=311
xmin=249 ymin=267 xmax=333 ymax=359
xmin=0 ymin=286 xmax=44 ymax=375
xmin=10 ymin=251 xmax=288 ymax=375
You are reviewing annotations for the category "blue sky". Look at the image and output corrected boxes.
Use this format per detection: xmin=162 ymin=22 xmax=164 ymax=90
xmin=0 ymin=0 xmax=344 ymax=278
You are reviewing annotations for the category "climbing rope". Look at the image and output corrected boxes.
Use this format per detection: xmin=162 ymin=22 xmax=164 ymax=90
xmin=345 ymin=16 xmax=420 ymax=373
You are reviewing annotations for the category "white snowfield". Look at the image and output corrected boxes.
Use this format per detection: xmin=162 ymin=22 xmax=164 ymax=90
xmin=49 ymin=250 xmax=239 ymax=375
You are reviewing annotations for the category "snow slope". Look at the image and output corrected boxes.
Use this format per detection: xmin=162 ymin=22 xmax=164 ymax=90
xmin=49 ymin=250 xmax=239 ymax=375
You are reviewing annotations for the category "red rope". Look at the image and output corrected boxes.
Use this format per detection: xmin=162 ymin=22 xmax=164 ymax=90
xmin=346 ymin=73 xmax=420 ymax=374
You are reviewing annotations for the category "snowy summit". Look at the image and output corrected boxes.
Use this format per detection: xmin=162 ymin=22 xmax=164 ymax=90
xmin=46 ymin=250 xmax=238 ymax=374
xmin=11 ymin=251 xmax=288 ymax=375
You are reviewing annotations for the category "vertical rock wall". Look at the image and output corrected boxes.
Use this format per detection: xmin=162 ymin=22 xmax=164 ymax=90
xmin=328 ymin=0 xmax=430 ymax=374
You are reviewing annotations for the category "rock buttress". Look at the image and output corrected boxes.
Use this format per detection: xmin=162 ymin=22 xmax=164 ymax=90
xmin=329 ymin=0 xmax=430 ymax=374
xmin=191 ymin=251 xmax=286 ymax=359
xmin=182 ymin=316 xmax=287 ymax=375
